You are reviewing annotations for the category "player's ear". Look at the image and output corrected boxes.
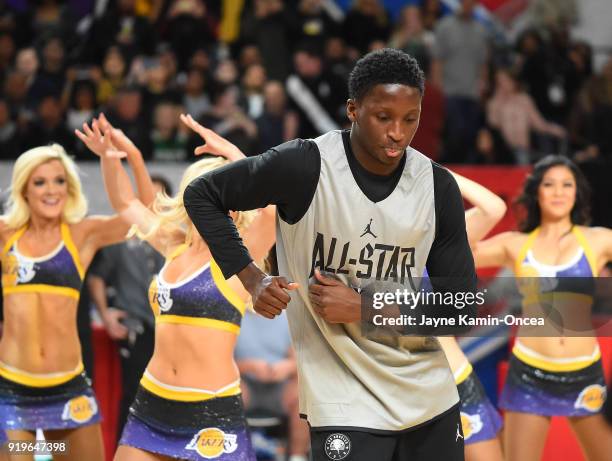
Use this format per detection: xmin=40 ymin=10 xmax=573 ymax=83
xmin=346 ymin=99 xmax=357 ymax=123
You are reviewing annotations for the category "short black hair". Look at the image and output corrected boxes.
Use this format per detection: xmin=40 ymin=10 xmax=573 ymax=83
xmin=348 ymin=48 xmax=425 ymax=100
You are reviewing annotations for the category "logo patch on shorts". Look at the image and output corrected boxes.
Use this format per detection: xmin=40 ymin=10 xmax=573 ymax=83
xmin=574 ymin=385 xmax=606 ymax=412
xmin=324 ymin=433 xmax=351 ymax=460
xmin=460 ymin=412 xmax=483 ymax=440
xmin=185 ymin=427 xmax=238 ymax=459
xmin=61 ymin=395 xmax=98 ymax=423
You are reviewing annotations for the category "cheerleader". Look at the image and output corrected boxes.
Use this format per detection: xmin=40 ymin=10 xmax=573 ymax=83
xmin=0 ymin=136 xmax=153 ymax=460
xmin=78 ymin=114 xmax=275 ymax=461
xmin=473 ymin=155 xmax=612 ymax=461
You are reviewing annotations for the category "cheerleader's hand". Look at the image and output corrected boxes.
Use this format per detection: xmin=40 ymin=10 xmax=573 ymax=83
xmin=180 ymin=113 xmax=246 ymax=161
xmin=97 ymin=113 xmax=142 ymax=160
xmin=75 ymin=119 xmax=127 ymax=159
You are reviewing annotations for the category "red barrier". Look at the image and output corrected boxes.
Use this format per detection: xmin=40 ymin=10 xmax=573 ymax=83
xmin=450 ymin=165 xmax=529 ymax=235
xmin=450 ymin=165 xmax=530 ymax=277
xmin=92 ymin=326 xmax=122 ymax=461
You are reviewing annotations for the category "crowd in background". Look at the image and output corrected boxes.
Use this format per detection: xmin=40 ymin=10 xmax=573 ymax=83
xmin=0 ymin=2 xmax=611 ymax=457
xmin=0 ymin=0 xmax=609 ymax=169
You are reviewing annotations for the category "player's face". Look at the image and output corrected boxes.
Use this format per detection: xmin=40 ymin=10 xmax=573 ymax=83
xmin=347 ymin=83 xmax=421 ymax=175
xmin=537 ymin=165 xmax=576 ymax=221
xmin=24 ymin=159 xmax=68 ymax=220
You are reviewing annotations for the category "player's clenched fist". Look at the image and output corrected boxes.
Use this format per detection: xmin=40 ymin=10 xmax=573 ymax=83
xmin=252 ymin=276 xmax=299 ymax=319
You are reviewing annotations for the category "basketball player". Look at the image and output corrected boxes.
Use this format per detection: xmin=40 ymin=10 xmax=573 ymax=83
xmin=184 ymin=48 xmax=477 ymax=460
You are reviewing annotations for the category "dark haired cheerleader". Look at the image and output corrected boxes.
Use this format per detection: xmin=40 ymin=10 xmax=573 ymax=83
xmin=474 ymin=155 xmax=612 ymax=461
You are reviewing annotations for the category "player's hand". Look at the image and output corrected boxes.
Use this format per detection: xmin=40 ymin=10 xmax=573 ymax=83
xmin=309 ymin=270 xmax=361 ymax=323
xmin=252 ymin=276 xmax=299 ymax=319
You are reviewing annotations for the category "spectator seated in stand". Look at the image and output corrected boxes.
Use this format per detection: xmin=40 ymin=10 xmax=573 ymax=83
xmin=235 ymin=309 xmax=310 ymax=461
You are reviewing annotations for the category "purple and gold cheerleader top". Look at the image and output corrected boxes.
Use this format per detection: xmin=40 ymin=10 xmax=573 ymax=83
xmin=148 ymin=244 xmax=246 ymax=334
xmin=1 ymin=222 xmax=84 ymax=300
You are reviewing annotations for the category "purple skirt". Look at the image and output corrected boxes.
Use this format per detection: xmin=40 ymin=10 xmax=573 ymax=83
xmin=457 ymin=369 xmax=502 ymax=444
xmin=119 ymin=385 xmax=255 ymax=460
xmin=0 ymin=372 xmax=100 ymax=431
xmin=499 ymin=353 xmax=606 ymax=417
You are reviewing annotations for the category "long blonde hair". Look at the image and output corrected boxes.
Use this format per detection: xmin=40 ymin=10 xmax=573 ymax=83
xmin=135 ymin=157 xmax=256 ymax=246
xmin=2 ymin=144 xmax=87 ymax=229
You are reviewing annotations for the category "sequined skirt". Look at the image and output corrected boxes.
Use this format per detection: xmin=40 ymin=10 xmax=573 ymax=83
xmin=0 ymin=371 xmax=100 ymax=431
xmin=120 ymin=385 xmax=255 ymax=460
xmin=499 ymin=348 xmax=606 ymax=417
xmin=457 ymin=368 xmax=502 ymax=444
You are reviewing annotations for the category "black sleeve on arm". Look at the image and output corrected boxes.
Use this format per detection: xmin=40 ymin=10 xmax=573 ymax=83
xmin=417 ymin=162 xmax=478 ymax=335
xmin=183 ymin=139 xmax=320 ymax=278
xmin=88 ymin=247 xmax=112 ymax=280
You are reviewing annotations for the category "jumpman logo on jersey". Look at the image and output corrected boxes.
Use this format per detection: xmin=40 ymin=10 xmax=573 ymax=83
xmin=456 ymin=424 xmax=464 ymax=442
xmin=360 ymin=219 xmax=377 ymax=238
